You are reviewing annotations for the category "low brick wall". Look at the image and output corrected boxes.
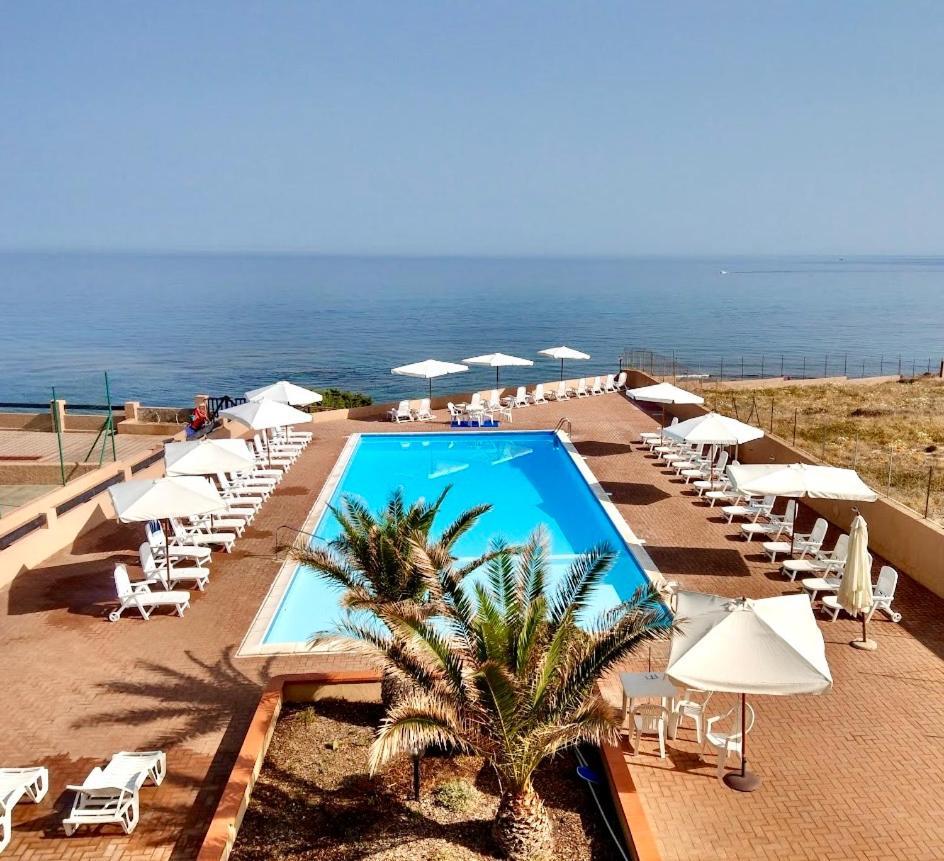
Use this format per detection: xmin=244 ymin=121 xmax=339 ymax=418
xmin=195 ymin=671 xmax=381 ymax=861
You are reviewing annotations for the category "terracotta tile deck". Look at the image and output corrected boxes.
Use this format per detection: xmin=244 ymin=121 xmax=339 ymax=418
xmin=0 ymin=394 xmax=941 ymax=860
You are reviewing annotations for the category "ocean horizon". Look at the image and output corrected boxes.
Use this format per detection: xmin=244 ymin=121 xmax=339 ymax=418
xmin=2 ymin=250 xmax=942 ymax=407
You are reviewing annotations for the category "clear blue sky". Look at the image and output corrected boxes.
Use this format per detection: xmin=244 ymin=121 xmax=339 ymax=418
xmin=1 ymin=1 xmax=941 ymax=256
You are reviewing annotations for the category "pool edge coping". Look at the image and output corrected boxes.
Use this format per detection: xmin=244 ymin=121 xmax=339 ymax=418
xmin=238 ymin=428 xmax=665 ymax=657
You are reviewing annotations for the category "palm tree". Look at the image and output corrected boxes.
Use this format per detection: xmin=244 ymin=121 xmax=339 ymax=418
xmin=289 ymin=486 xmax=494 ymax=704
xmin=333 ymin=527 xmax=672 ymax=860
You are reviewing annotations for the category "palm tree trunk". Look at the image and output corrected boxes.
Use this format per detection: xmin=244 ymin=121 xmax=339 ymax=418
xmin=493 ymin=780 xmax=554 ymax=860
xmin=380 ymin=668 xmax=412 ymax=711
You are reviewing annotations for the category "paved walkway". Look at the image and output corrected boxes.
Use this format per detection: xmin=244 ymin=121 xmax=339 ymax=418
xmin=0 ymin=393 xmax=941 ymax=860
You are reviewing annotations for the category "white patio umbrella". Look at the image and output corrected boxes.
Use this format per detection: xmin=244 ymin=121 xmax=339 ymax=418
xmin=728 ymin=463 xmax=878 ymax=553
xmin=837 ymin=513 xmax=876 ymax=651
xmin=667 ymin=590 xmax=832 ymax=792
xmin=220 ymin=398 xmax=312 ymax=431
xmin=164 ymin=439 xmax=256 ymax=477
xmin=463 ymin=352 xmax=534 ymax=386
xmin=538 ymin=346 xmax=590 ymax=380
xmin=627 ymin=382 xmax=705 ymax=441
xmin=391 ymin=359 xmax=469 ymax=398
xmin=664 ymin=412 xmax=764 ymax=446
xmin=245 ymin=380 xmax=322 ymax=407
xmin=727 ymin=463 xmax=878 ymax=502
xmin=109 ymin=477 xmax=226 ymax=582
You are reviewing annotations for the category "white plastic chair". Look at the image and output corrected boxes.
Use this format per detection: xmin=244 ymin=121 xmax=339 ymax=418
xmin=574 ymin=378 xmax=590 ymax=398
xmin=548 ymin=381 xmax=570 ymax=401
xmin=590 ymin=376 xmax=604 ymax=395
xmin=145 ymin=520 xmax=211 ymax=566
xmin=670 ymin=689 xmax=713 ymax=744
xmin=0 ymin=767 xmax=48 ymax=853
xmin=504 ymin=386 xmax=529 ymax=408
xmin=722 ymin=494 xmax=775 ymax=524
xmin=640 ymin=416 xmax=678 ymax=445
xmin=110 ymin=565 xmax=190 ymax=622
xmin=631 ymin=704 xmax=669 ymax=759
xmin=139 ymin=544 xmax=209 ymax=592
xmin=63 ymin=751 xmax=166 ymax=836
xmin=702 ymin=703 xmax=755 ymax=779
xmin=614 ymin=371 xmax=627 ymax=391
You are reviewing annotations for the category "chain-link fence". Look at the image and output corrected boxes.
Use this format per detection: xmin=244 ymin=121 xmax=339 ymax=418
xmin=620 ymin=347 xmax=942 ymax=382
xmin=701 ymin=385 xmax=944 ymax=526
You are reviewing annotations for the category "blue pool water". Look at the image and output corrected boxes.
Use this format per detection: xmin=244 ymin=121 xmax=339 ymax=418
xmin=262 ymin=431 xmax=650 ymax=646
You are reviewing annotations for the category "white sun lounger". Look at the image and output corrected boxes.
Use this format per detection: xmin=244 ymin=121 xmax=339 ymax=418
xmin=1 ymin=767 xmax=48 ymax=853
xmin=763 ymin=517 xmax=828 ymax=562
xmin=574 ymin=378 xmax=590 ymax=398
xmin=140 ymin=544 xmax=209 ymax=591
xmin=170 ymin=517 xmax=236 ymax=554
xmin=548 ymin=381 xmax=570 ymax=401
xmin=110 ymin=565 xmax=190 ymax=622
xmin=253 ymin=435 xmax=296 ymax=467
xmin=782 ymin=534 xmax=849 ymax=581
xmin=614 ymin=371 xmax=627 ymax=391
xmin=504 ymin=386 xmax=529 ymax=408
xmin=145 ymin=521 xmax=211 ymax=566
xmin=722 ymin=494 xmax=775 ymax=524
xmin=603 ymin=373 xmax=617 ymax=393
xmin=822 ymin=565 xmax=901 ymax=623
xmin=414 ymin=398 xmax=434 ymax=421
xmin=527 ymin=383 xmax=547 ymax=405
xmin=740 ymin=500 xmax=796 ymax=541
xmin=63 ymin=751 xmax=166 ymax=836
xmin=590 ymin=376 xmax=604 ymax=395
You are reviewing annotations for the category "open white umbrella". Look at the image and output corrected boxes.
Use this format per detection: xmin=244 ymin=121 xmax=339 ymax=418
xmin=538 ymin=345 xmax=590 ymax=380
xmin=664 ymin=412 xmax=764 ymax=446
xmin=627 ymin=382 xmax=705 ymax=441
xmin=245 ymin=380 xmax=322 ymax=407
xmin=837 ymin=513 xmax=876 ymax=651
xmin=164 ymin=439 xmax=256 ymax=477
xmin=727 ymin=463 xmax=878 ymax=502
xmin=391 ymin=359 xmax=469 ymax=398
xmin=220 ymin=398 xmax=312 ymax=431
xmin=667 ymin=590 xmax=831 ymax=792
xmin=463 ymin=352 xmax=534 ymax=386
xmin=109 ymin=477 xmax=226 ymax=582
xmin=728 ymin=463 xmax=878 ymax=553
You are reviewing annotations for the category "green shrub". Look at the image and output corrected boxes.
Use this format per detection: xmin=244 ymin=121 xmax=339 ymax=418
xmin=316 ymin=388 xmax=372 ymax=410
xmin=431 ymin=778 xmax=477 ymax=813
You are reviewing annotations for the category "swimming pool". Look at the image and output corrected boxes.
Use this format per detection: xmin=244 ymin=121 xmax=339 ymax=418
xmin=242 ymin=431 xmax=660 ymax=654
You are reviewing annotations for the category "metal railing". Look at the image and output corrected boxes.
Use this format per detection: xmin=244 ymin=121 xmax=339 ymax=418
xmin=621 ymin=347 xmax=943 ymax=383
xmin=206 ymin=395 xmax=247 ymax=421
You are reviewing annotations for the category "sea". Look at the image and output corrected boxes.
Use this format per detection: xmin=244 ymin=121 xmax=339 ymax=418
xmin=1 ymin=252 xmax=942 ymax=407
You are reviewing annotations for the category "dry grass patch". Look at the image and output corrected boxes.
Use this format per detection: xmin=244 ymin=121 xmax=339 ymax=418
xmin=701 ymin=375 xmax=944 ymax=522
xmin=230 ymin=699 xmax=621 ymax=861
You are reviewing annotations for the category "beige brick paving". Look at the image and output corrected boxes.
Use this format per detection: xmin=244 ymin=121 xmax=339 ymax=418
xmin=0 ymin=393 xmax=941 ymax=860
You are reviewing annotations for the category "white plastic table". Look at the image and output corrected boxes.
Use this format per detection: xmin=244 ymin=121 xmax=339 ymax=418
xmin=620 ymin=671 xmax=680 ymax=724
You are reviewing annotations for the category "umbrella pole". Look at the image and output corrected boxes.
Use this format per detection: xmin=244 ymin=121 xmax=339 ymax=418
xmin=429 ymin=378 xmax=433 ymax=400
xmin=496 ymin=367 xmax=499 ymax=387
xmin=660 ymin=404 xmax=666 ymax=443
xmin=723 ymin=692 xmax=762 ymax=792
xmin=164 ymin=518 xmax=172 ymax=589
xmin=560 ymin=358 xmax=564 ymax=381
xmin=852 ymin=612 xmax=878 ymax=650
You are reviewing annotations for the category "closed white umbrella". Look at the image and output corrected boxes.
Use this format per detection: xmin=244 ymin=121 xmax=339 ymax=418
xmin=245 ymin=380 xmax=322 ymax=407
xmin=667 ymin=590 xmax=831 ymax=791
xmin=727 ymin=463 xmax=878 ymax=502
xmin=837 ymin=513 xmax=876 ymax=650
xmin=538 ymin=345 xmax=590 ymax=380
xmin=391 ymin=359 xmax=469 ymax=398
xmin=220 ymin=398 xmax=312 ymax=431
xmin=109 ymin=477 xmax=226 ymax=583
xmin=164 ymin=439 xmax=255 ymax=477
xmin=463 ymin=352 xmax=534 ymax=386
xmin=627 ymin=382 xmax=705 ymax=441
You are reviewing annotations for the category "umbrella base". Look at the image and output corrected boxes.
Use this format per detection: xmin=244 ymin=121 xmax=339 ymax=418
xmin=851 ymin=638 xmax=878 ymax=651
xmin=723 ymin=770 xmax=762 ymax=792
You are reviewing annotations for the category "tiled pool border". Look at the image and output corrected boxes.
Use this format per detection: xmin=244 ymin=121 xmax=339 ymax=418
xmin=237 ymin=429 xmax=665 ymax=657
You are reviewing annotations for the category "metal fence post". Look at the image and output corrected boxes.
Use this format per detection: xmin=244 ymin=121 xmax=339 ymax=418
xmin=843 ymin=353 xmax=848 ymax=376
xmin=802 ymin=356 xmax=806 ymax=378
xmin=912 ymin=359 xmax=916 ymax=377
xmin=898 ymin=355 xmax=902 ymax=375
xmin=769 ymin=398 xmax=775 ymax=431
xmin=821 ymin=426 xmax=826 ymax=461
xmin=720 ymin=358 xmax=724 ymax=383
xmin=886 ymin=456 xmax=893 ymax=495
xmin=793 ymin=409 xmax=798 ymax=446
xmin=740 ymin=356 xmax=745 ymax=379
xmin=880 ymin=354 xmax=884 ymax=374
xmin=824 ymin=354 xmax=828 ymax=377
xmin=760 ymin=355 xmax=765 ymax=378
xmin=861 ymin=359 xmax=866 ymax=378
xmin=925 ymin=465 xmax=933 ymax=518
xmin=852 ymin=433 xmax=859 ymax=468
